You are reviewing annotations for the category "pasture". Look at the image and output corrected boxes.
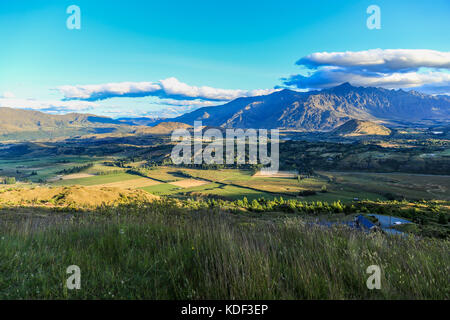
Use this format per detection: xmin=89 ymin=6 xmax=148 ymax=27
xmin=36 ymin=165 xmax=450 ymax=202
xmin=2 ymin=155 xmax=449 ymax=203
xmin=321 ymin=171 xmax=450 ymax=201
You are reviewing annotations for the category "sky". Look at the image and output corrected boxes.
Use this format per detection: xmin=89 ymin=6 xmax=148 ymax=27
xmin=0 ymin=0 xmax=449 ymax=118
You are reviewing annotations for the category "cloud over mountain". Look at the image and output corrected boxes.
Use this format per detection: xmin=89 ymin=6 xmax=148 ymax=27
xmin=0 ymin=97 xmax=98 ymax=114
xmin=283 ymin=49 xmax=450 ymax=94
xmin=296 ymin=49 xmax=450 ymax=72
xmin=0 ymin=92 xmax=15 ymax=99
xmin=57 ymin=77 xmax=278 ymax=104
xmin=6 ymin=49 xmax=450 ymax=118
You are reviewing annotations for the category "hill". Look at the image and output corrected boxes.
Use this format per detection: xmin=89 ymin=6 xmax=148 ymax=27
xmin=0 ymin=107 xmax=123 ymax=132
xmin=117 ymin=117 xmax=163 ymax=126
xmin=0 ymin=185 xmax=158 ymax=208
xmin=170 ymin=83 xmax=450 ymax=130
xmin=332 ymin=119 xmax=392 ymax=137
xmin=0 ymin=107 xmax=132 ymax=140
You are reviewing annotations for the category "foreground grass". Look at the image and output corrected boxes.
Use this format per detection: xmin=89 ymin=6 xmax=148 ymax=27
xmin=0 ymin=203 xmax=448 ymax=299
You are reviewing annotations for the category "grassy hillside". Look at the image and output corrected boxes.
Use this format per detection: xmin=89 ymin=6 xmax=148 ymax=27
xmin=0 ymin=107 xmax=135 ymax=141
xmin=0 ymin=185 xmax=158 ymax=208
xmin=332 ymin=119 xmax=392 ymax=136
xmin=0 ymin=203 xmax=448 ymax=299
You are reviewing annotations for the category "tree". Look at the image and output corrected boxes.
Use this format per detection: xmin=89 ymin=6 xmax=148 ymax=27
xmin=4 ymin=177 xmax=16 ymax=184
xmin=438 ymin=212 xmax=448 ymax=225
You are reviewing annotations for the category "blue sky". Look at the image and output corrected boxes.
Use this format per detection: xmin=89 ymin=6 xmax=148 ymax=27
xmin=0 ymin=0 xmax=449 ymax=118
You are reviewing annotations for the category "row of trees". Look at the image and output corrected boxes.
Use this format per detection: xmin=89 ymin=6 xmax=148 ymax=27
xmin=0 ymin=177 xmax=16 ymax=184
xmin=57 ymin=163 xmax=93 ymax=175
xmin=178 ymin=197 xmax=448 ymax=228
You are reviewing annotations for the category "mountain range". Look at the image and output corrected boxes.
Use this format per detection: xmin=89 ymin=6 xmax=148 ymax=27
xmin=0 ymin=83 xmax=449 ymax=140
xmin=170 ymin=83 xmax=450 ymax=130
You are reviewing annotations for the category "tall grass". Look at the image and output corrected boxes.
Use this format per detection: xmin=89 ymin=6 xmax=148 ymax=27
xmin=0 ymin=203 xmax=448 ymax=299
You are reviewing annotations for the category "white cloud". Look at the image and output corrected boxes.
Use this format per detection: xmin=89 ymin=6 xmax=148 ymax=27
xmin=284 ymin=68 xmax=450 ymax=89
xmin=284 ymin=49 xmax=450 ymax=93
xmin=297 ymin=49 xmax=450 ymax=72
xmin=0 ymin=91 xmax=15 ymax=98
xmin=58 ymin=82 xmax=161 ymax=101
xmin=0 ymin=97 xmax=98 ymax=114
xmin=156 ymin=98 xmax=224 ymax=107
xmin=57 ymin=77 xmax=279 ymax=102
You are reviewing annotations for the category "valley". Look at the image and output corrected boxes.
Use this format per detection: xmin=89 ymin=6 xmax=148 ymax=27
xmin=0 ymin=83 xmax=449 ymax=299
xmin=0 ymin=127 xmax=449 ymax=241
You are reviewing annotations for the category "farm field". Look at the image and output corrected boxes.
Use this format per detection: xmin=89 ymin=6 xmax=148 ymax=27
xmin=0 ymin=185 xmax=157 ymax=207
xmin=61 ymin=173 xmax=95 ymax=180
xmin=96 ymin=177 xmax=161 ymax=188
xmin=52 ymin=172 xmax=138 ymax=186
xmin=141 ymin=167 xmax=309 ymax=197
xmin=320 ymin=171 xmax=450 ymax=201
xmin=0 ymin=155 xmax=121 ymax=184
xmin=2 ymin=154 xmax=449 ymax=203
xmin=140 ymin=181 xmax=274 ymax=200
xmin=137 ymin=167 xmax=387 ymax=201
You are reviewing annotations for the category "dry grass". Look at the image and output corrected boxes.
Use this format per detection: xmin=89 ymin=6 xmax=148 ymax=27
xmin=253 ymin=170 xmax=298 ymax=178
xmin=97 ymin=178 xmax=161 ymax=188
xmin=62 ymin=173 xmax=95 ymax=180
xmin=169 ymin=179 xmax=210 ymax=188
xmin=0 ymin=186 xmax=159 ymax=208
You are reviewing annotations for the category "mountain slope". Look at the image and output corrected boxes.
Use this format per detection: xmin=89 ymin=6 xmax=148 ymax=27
xmin=0 ymin=107 xmax=129 ymax=140
xmin=332 ymin=119 xmax=392 ymax=137
xmin=0 ymin=107 xmax=124 ymax=133
xmin=170 ymin=83 xmax=450 ymax=130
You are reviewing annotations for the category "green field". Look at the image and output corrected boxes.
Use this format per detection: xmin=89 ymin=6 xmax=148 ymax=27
xmin=3 ymin=156 xmax=449 ymax=203
xmin=320 ymin=171 xmax=450 ymax=201
xmin=52 ymin=172 xmax=138 ymax=186
xmin=135 ymin=167 xmax=388 ymax=201
xmin=140 ymin=183 xmax=184 ymax=195
xmin=140 ymin=182 xmax=273 ymax=200
xmin=0 ymin=156 xmax=115 ymax=183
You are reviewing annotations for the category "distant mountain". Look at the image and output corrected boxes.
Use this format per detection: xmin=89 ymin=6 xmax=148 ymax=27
xmin=2 ymin=83 xmax=449 ymax=141
xmin=170 ymin=83 xmax=450 ymax=130
xmin=0 ymin=107 xmax=128 ymax=140
xmin=0 ymin=107 xmax=123 ymax=132
xmin=133 ymin=122 xmax=192 ymax=135
xmin=332 ymin=119 xmax=391 ymax=137
xmin=117 ymin=117 xmax=164 ymax=126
